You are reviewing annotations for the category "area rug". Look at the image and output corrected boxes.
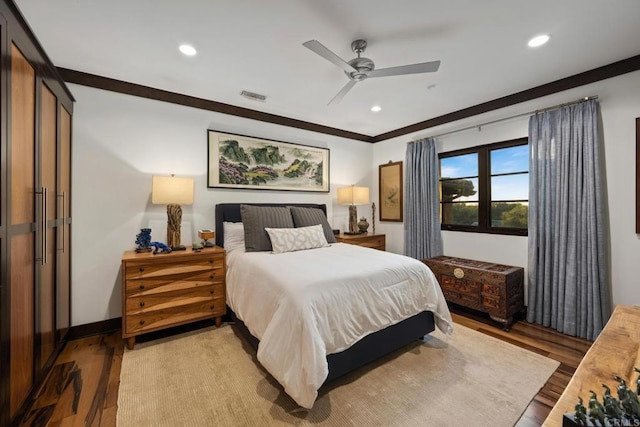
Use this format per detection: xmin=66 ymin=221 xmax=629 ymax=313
xmin=117 ymin=323 xmax=559 ymax=426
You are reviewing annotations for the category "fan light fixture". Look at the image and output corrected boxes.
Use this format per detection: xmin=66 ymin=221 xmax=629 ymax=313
xmin=303 ymin=39 xmax=440 ymax=105
xmin=371 ymin=105 xmax=382 ymax=112
xmin=528 ymin=35 xmax=550 ymax=48
xmin=179 ymin=44 xmax=197 ymax=56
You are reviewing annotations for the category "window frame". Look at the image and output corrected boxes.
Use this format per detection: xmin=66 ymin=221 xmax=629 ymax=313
xmin=439 ymin=137 xmax=529 ymax=236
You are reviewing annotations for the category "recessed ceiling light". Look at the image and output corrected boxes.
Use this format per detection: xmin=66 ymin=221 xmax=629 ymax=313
xmin=371 ymin=105 xmax=382 ymax=112
xmin=179 ymin=44 xmax=197 ymax=56
xmin=528 ymin=34 xmax=550 ymax=48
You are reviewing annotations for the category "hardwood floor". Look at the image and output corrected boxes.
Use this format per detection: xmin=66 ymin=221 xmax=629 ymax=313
xmin=19 ymin=308 xmax=592 ymax=426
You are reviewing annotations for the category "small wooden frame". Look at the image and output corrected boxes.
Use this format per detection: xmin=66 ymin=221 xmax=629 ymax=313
xmin=378 ymin=161 xmax=403 ymax=222
xmin=636 ymin=117 xmax=639 ymax=234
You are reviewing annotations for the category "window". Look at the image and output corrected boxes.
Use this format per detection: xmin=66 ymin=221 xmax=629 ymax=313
xmin=439 ymin=137 xmax=528 ymax=235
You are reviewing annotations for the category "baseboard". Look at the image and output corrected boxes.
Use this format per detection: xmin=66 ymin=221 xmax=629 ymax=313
xmin=67 ymin=317 xmax=122 ymax=340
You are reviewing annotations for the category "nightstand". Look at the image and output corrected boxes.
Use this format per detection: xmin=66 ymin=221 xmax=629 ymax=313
xmin=335 ymin=233 xmax=386 ymax=251
xmin=121 ymin=245 xmax=226 ymax=349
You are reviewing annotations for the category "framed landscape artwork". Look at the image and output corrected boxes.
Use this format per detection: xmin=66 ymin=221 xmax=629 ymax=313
xmin=207 ymin=130 xmax=330 ymax=192
xmin=379 ymin=161 xmax=403 ymax=222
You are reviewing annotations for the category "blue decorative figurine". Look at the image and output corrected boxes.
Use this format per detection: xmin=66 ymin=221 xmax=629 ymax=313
xmin=149 ymin=241 xmax=172 ymax=255
xmin=135 ymin=228 xmax=152 ymax=253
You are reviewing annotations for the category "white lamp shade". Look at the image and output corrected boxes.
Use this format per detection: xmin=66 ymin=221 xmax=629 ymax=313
xmin=337 ymin=186 xmax=369 ymax=205
xmin=152 ymin=176 xmax=194 ymax=205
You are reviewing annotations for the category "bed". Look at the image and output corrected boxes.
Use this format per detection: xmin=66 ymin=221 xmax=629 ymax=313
xmin=215 ymin=203 xmax=453 ymax=408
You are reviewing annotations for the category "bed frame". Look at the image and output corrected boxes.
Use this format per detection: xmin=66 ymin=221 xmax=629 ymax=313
xmin=215 ymin=202 xmax=436 ymax=383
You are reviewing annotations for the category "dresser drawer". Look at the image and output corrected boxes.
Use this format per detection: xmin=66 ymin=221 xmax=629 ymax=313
xmin=124 ymin=255 xmax=224 ymax=280
xmin=125 ymin=299 xmax=226 ymax=334
xmin=125 ymin=283 xmax=224 ymax=313
xmin=358 ymin=236 xmax=385 ymax=250
xmin=124 ymin=269 xmax=224 ymax=293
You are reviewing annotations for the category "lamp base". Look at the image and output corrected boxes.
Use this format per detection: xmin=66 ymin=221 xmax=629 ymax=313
xmin=348 ymin=205 xmax=358 ymax=234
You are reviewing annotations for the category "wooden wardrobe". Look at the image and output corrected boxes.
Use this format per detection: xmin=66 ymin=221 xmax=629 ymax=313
xmin=0 ymin=1 xmax=74 ymax=424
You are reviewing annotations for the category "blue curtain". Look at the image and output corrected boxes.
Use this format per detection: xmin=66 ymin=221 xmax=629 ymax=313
xmin=527 ymin=99 xmax=611 ymax=340
xmin=404 ymin=137 xmax=443 ymax=259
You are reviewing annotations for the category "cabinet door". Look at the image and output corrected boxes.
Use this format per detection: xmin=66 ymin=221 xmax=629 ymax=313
xmin=9 ymin=42 xmax=36 ymax=418
xmin=57 ymin=106 xmax=71 ymax=339
xmin=39 ymin=83 xmax=57 ymax=368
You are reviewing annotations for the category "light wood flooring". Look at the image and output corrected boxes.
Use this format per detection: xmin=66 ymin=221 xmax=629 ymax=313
xmin=19 ymin=308 xmax=592 ymax=426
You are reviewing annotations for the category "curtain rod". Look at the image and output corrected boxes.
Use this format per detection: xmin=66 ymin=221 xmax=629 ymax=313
xmin=409 ymin=95 xmax=598 ymax=143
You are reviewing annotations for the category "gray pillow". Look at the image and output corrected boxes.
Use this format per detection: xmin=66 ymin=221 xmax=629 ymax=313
xmin=289 ymin=206 xmax=336 ymax=244
xmin=240 ymin=205 xmax=294 ymax=252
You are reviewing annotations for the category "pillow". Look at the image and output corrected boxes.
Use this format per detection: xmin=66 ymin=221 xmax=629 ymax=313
xmin=265 ymin=224 xmax=329 ymax=254
xmin=240 ymin=205 xmax=294 ymax=252
xmin=289 ymin=206 xmax=336 ymax=244
xmin=223 ymin=222 xmax=245 ymax=253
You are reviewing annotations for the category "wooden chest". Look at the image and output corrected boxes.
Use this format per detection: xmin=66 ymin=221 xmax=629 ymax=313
xmin=121 ymin=246 xmax=226 ymax=349
xmin=424 ymin=256 xmax=524 ymax=330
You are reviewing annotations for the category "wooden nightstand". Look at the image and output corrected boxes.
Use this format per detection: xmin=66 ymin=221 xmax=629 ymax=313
xmin=335 ymin=233 xmax=386 ymax=251
xmin=121 ymin=246 xmax=226 ymax=349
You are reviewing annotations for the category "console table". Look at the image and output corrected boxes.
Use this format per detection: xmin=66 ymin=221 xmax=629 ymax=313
xmin=424 ymin=256 xmax=524 ymax=330
xmin=543 ymin=305 xmax=639 ymax=426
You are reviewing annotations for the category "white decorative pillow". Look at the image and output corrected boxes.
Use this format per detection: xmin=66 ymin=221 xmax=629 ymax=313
xmin=265 ymin=224 xmax=329 ymax=254
xmin=223 ymin=222 xmax=245 ymax=253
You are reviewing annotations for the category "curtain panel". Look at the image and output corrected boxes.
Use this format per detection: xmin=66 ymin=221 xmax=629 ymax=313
xmin=527 ymin=99 xmax=611 ymax=340
xmin=404 ymin=137 xmax=443 ymax=260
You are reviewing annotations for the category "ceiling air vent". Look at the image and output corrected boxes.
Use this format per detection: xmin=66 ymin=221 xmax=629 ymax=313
xmin=240 ymin=90 xmax=267 ymax=102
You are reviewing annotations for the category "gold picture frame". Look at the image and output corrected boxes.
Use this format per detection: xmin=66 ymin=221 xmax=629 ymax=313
xmin=379 ymin=161 xmax=403 ymax=222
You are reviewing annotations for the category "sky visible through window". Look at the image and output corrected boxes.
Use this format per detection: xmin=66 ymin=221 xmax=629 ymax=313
xmin=441 ymin=145 xmax=528 ymax=202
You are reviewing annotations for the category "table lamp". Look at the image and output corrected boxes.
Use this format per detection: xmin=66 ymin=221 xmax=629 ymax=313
xmin=152 ymin=175 xmax=194 ymax=250
xmin=337 ymin=185 xmax=369 ymax=234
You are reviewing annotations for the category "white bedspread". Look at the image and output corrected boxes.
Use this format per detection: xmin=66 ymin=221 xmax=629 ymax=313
xmin=226 ymin=243 xmax=453 ymax=408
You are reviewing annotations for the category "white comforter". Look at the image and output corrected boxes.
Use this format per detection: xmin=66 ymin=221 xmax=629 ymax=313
xmin=226 ymin=243 xmax=453 ymax=408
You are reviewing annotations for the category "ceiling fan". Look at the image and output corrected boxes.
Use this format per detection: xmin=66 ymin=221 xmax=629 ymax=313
xmin=303 ymin=39 xmax=440 ymax=105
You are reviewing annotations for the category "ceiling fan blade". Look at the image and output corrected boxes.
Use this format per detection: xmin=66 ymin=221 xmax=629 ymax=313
xmin=303 ymin=40 xmax=356 ymax=74
xmin=328 ymin=80 xmax=357 ymax=105
xmin=367 ymin=60 xmax=441 ymax=78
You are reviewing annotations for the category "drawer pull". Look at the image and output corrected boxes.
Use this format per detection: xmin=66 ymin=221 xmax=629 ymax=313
xmin=210 ymin=305 xmax=214 ymax=310
xmin=139 ymin=301 xmax=145 ymax=307
xmin=139 ymin=267 xmax=145 ymax=272
xmin=139 ymin=319 xmax=146 ymax=325
xmin=209 ymin=275 xmax=214 ymax=279
xmin=209 ymin=259 xmax=214 ymax=263
xmin=139 ymin=284 xmax=145 ymax=290
xmin=210 ymin=290 xmax=214 ymax=295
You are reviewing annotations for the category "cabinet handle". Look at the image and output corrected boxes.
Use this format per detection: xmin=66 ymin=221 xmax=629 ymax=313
xmin=139 ymin=320 xmax=146 ymax=325
xmin=57 ymin=192 xmax=66 ymax=252
xmin=139 ymin=284 xmax=145 ymax=290
xmin=209 ymin=275 xmax=214 ymax=279
xmin=210 ymin=290 xmax=214 ymax=295
xmin=210 ymin=305 xmax=214 ymax=310
xmin=139 ymin=267 xmax=145 ymax=272
xmin=139 ymin=301 xmax=145 ymax=307
xmin=209 ymin=259 xmax=214 ymax=263
xmin=36 ymin=187 xmax=47 ymax=265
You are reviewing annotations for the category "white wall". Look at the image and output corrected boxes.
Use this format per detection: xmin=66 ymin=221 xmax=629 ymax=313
xmin=70 ymin=84 xmax=373 ymax=326
xmin=373 ymin=70 xmax=640 ymax=308
xmin=70 ymin=70 xmax=640 ymax=325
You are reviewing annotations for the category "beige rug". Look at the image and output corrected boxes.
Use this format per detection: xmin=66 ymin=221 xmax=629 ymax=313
xmin=117 ymin=323 xmax=559 ymax=427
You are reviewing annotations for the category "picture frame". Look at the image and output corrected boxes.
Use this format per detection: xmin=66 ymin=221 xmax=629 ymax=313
xmin=207 ymin=130 xmax=330 ymax=192
xmin=379 ymin=161 xmax=403 ymax=222
xmin=636 ymin=117 xmax=639 ymax=233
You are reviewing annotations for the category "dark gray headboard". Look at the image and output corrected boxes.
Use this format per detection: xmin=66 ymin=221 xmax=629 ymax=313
xmin=214 ymin=203 xmax=327 ymax=248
